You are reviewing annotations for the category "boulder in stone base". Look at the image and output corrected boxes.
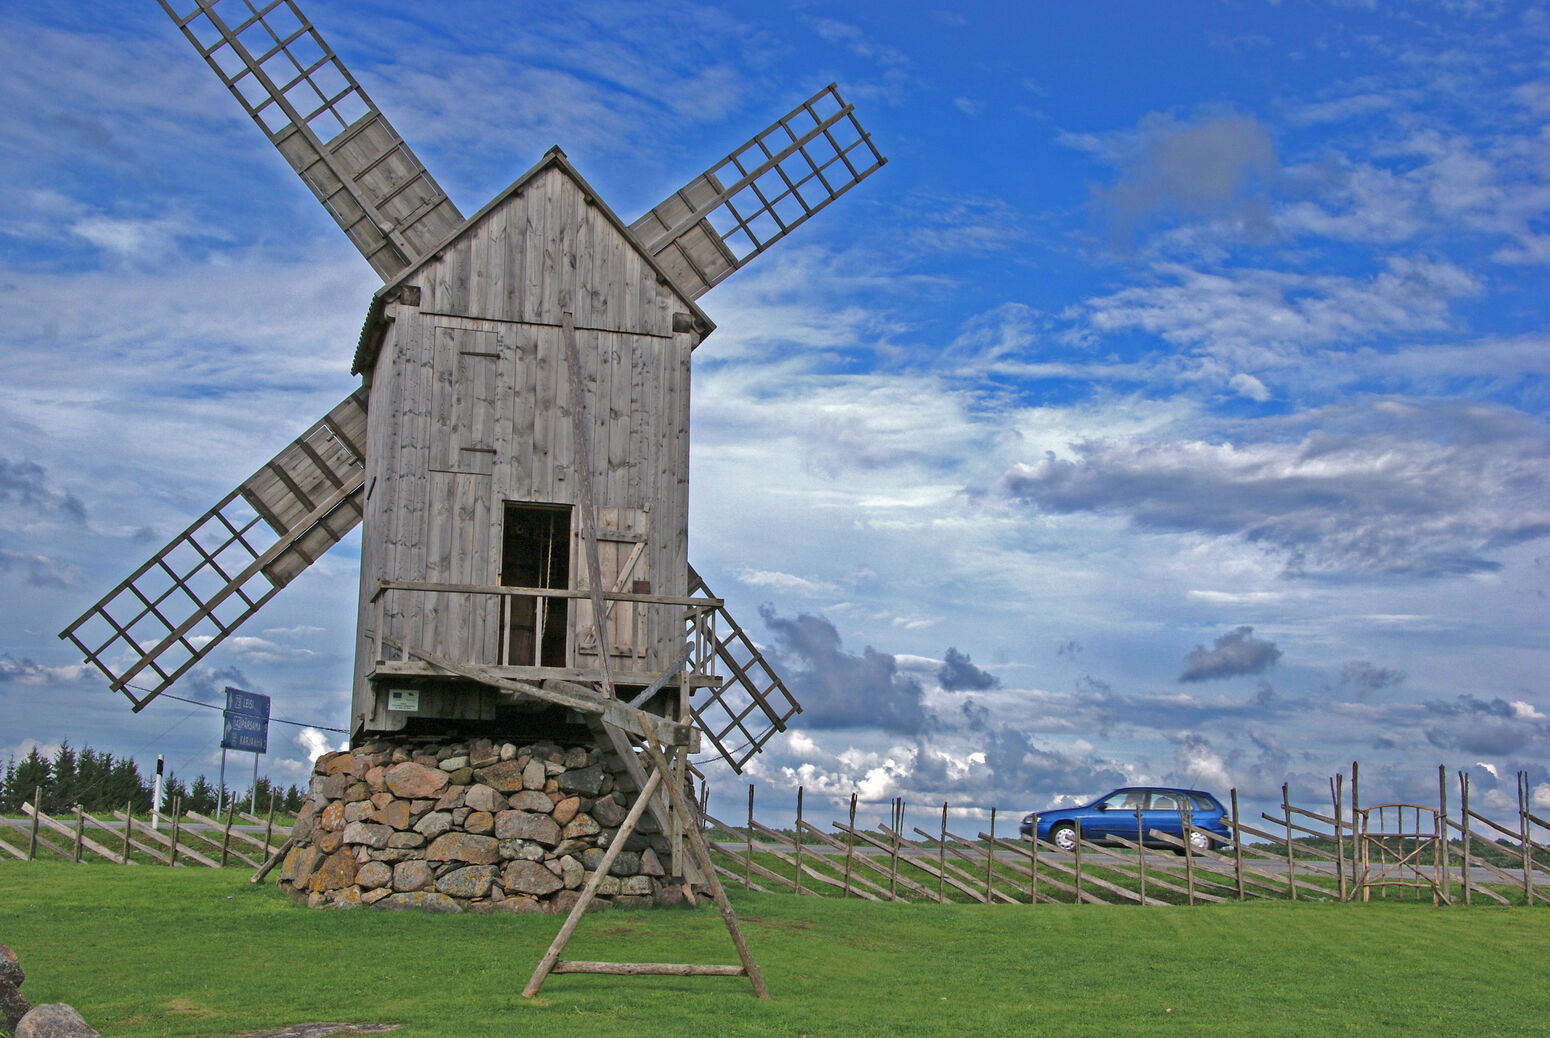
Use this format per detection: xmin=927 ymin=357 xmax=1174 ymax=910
xmin=15 ymin=1003 xmax=100 ymax=1037
xmin=0 ymin=943 xmax=22 ymax=988
xmin=0 ymin=978 xmax=30 ymax=1031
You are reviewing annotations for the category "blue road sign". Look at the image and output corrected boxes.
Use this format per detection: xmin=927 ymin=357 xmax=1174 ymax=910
xmin=221 ymin=686 xmax=270 ymax=754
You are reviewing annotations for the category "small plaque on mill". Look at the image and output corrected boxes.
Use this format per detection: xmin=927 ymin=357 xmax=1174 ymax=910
xmin=387 ymin=689 xmax=419 ymax=712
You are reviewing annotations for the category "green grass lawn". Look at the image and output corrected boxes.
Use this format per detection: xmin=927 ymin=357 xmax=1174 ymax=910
xmin=3 ymin=862 xmax=1548 ymax=1037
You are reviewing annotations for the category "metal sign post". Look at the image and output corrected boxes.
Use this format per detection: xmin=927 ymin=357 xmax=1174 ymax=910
xmin=221 ymin=687 xmax=270 ymax=816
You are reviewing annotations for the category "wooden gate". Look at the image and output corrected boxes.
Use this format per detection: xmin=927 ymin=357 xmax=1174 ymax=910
xmin=1358 ymin=803 xmax=1445 ymax=905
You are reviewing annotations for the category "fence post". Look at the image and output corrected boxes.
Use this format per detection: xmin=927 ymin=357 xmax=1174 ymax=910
xmin=122 ymin=800 xmax=133 ymax=865
xmin=888 ymin=798 xmax=901 ymax=900
xmin=1073 ymin=819 xmax=1083 ymax=904
xmin=221 ymin=800 xmax=235 ymax=867
xmin=1028 ymin=811 xmax=1038 ymax=904
xmin=170 ymin=796 xmax=182 ymax=867
xmin=1282 ymin=783 xmax=1297 ymax=901
xmin=264 ymin=792 xmax=276 ymax=859
xmin=794 ymin=787 xmax=804 ymax=896
xmin=984 ymin=808 xmax=996 ymax=903
xmin=1180 ymin=800 xmax=1195 ymax=906
xmin=73 ymin=806 xmax=85 ymax=863
xmin=938 ymin=802 xmax=947 ymax=903
xmin=1229 ymin=788 xmax=1244 ymax=901
xmin=1520 ymin=772 xmax=1532 ymax=904
xmin=1135 ymin=806 xmax=1146 ymax=904
xmin=1331 ymin=774 xmax=1347 ymax=901
xmin=744 ymin=784 xmax=754 ymax=891
xmin=1437 ymin=765 xmax=1450 ymax=904
xmin=843 ymin=794 xmax=857 ymax=898
xmin=28 ymin=785 xmax=40 ymax=861
xmin=1459 ymin=770 xmax=1472 ymax=905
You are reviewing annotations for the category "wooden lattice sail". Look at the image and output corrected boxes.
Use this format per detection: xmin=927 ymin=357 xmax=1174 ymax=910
xmin=631 ymin=84 xmax=886 ymax=301
xmin=688 ymin=567 xmax=803 ymax=773
xmin=157 ymin=0 xmax=464 ymax=278
xmin=60 ymin=390 xmax=368 ymax=709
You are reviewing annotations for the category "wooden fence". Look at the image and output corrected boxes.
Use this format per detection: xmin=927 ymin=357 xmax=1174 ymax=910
xmin=0 ymin=787 xmax=285 ymax=870
xmin=705 ymin=765 xmax=1550 ymax=907
xmin=6 ymin=764 xmax=1545 ymax=908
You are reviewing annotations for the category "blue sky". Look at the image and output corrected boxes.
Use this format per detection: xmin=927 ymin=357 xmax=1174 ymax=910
xmin=2 ymin=0 xmax=1547 ymax=831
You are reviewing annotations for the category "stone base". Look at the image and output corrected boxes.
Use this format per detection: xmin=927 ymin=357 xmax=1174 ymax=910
xmin=277 ymin=736 xmax=680 ymax=913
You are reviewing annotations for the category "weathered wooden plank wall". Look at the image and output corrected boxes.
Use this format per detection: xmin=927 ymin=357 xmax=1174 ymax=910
xmin=352 ymin=159 xmax=701 ymax=730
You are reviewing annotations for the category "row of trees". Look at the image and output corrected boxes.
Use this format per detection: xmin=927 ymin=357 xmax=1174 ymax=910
xmin=0 ymin=742 xmax=307 ymax=817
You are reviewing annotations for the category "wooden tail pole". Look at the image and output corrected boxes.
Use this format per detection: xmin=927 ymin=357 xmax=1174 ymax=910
xmin=640 ymin=738 xmax=768 ymax=999
xmin=524 ymin=739 xmax=769 ymax=1000
xmin=524 ymin=766 xmax=665 ymax=998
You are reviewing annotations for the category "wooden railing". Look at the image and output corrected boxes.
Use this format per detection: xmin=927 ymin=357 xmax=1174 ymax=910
xmin=367 ymin=578 xmax=721 ymax=683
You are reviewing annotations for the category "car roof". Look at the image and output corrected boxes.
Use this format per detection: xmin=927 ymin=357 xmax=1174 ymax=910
xmin=1111 ymin=785 xmax=1219 ymax=796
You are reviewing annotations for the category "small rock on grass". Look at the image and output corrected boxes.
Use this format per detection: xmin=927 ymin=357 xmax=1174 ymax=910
xmin=15 ymin=1003 xmax=100 ymax=1037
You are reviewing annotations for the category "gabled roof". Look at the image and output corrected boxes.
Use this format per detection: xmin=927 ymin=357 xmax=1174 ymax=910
xmin=352 ymin=146 xmax=715 ymax=374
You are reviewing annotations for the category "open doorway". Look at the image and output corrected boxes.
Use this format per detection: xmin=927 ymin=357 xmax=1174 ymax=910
xmin=500 ymin=502 xmax=571 ymax=668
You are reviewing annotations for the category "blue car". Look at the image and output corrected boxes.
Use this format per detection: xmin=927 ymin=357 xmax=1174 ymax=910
xmin=1018 ymin=786 xmax=1231 ymax=852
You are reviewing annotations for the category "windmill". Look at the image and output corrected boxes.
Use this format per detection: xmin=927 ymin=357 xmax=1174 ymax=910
xmin=59 ymin=3 xmax=884 ymax=790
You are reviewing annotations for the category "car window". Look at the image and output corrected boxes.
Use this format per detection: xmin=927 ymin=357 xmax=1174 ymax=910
xmin=1149 ymin=792 xmax=1179 ymax=810
xmin=1189 ymin=793 xmax=1221 ymax=811
xmin=1100 ymin=792 xmax=1139 ymax=810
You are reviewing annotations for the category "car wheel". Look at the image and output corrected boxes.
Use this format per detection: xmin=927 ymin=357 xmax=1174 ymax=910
xmin=1050 ymin=823 xmax=1077 ymax=851
xmin=1186 ymin=829 xmax=1211 ymax=853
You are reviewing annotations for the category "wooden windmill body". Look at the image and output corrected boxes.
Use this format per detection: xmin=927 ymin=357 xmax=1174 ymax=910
xmin=61 ymin=0 xmax=885 ymax=782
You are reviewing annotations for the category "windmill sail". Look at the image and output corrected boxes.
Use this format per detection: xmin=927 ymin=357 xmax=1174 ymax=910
xmin=629 ymin=84 xmax=886 ymax=301
xmin=157 ymin=0 xmax=464 ymax=279
xmin=60 ymin=390 xmax=369 ymax=710
xmin=686 ymin=566 xmax=803 ymax=772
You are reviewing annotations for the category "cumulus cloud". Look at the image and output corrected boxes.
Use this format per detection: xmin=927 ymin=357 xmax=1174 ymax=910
xmin=178 ymin=665 xmax=256 ymax=704
xmin=1001 ymin=399 xmax=1550 ymax=577
xmin=0 ymin=460 xmax=86 ymax=524
xmin=0 ymin=653 xmax=89 ymax=685
xmin=1175 ymin=733 xmax=1232 ymax=790
xmin=1341 ymin=660 xmax=1406 ymax=699
xmin=1423 ymin=694 xmax=1550 ymax=757
xmin=760 ymin=607 xmax=927 ymax=734
xmin=1087 ymin=110 xmax=1281 ymax=239
xmin=1228 ymin=373 xmax=1270 ymax=401
xmin=1179 ymin=626 xmax=1282 ymax=682
xmin=0 ymin=548 xmax=82 ymax=588
xmin=937 ymin=647 xmax=999 ymax=691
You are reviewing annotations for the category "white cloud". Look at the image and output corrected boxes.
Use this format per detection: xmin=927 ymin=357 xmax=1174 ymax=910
xmin=1229 ymin=372 xmax=1270 ymax=401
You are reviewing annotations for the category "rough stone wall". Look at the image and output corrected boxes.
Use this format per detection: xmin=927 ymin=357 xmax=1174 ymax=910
xmin=277 ymin=736 xmax=680 ymax=913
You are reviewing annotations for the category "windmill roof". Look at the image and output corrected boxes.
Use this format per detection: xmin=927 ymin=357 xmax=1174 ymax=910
xmin=352 ymin=146 xmax=715 ymax=375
